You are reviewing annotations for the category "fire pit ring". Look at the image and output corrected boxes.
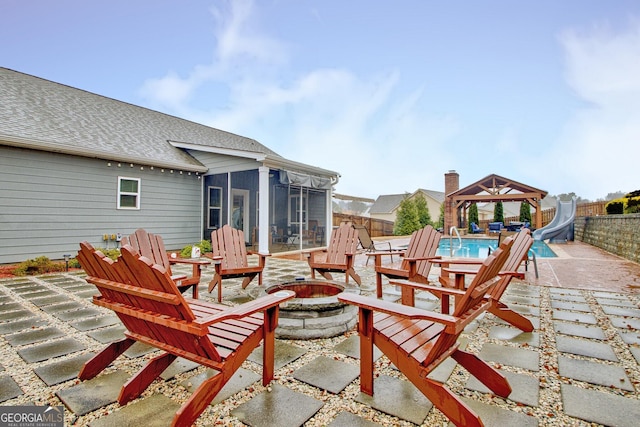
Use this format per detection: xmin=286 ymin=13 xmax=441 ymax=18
xmin=260 ymin=279 xmax=360 ymax=339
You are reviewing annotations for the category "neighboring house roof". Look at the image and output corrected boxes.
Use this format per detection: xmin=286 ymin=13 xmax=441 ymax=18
xmin=370 ymin=188 xmax=444 ymax=214
xmin=1 ymin=68 xmax=337 ymax=178
xmin=370 ymin=194 xmax=407 ymax=214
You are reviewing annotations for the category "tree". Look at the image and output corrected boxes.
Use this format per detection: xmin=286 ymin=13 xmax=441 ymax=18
xmin=519 ymin=202 xmax=531 ymax=224
xmin=468 ymin=203 xmax=479 ymax=233
xmin=436 ymin=203 xmax=445 ymax=230
xmin=414 ymin=194 xmax=432 ymax=227
xmin=493 ymin=201 xmax=504 ymax=224
xmin=394 ymin=195 xmax=421 ymax=235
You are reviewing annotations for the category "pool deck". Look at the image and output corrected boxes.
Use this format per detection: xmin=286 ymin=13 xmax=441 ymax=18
xmin=1 ymin=240 xmax=639 ymax=426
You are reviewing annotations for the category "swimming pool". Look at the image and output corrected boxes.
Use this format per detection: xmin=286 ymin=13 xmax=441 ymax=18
xmin=437 ymin=237 xmax=557 ymax=258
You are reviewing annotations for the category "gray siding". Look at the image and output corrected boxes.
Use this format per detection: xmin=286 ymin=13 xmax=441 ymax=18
xmin=0 ymin=146 xmax=202 ymax=264
xmin=188 ymin=150 xmax=262 ymax=173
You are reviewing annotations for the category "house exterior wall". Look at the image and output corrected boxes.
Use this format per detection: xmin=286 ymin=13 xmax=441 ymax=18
xmin=0 ymin=146 xmax=202 ymax=264
xmin=370 ymin=212 xmax=397 ymax=223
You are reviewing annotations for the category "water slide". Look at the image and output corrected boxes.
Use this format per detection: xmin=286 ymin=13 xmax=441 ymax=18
xmin=532 ymin=197 xmax=577 ymax=243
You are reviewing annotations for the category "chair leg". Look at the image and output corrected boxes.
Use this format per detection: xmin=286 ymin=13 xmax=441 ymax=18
xmin=376 ymin=273 xmax=383 ymax=298
xmin=172 ymin=373 xmax=225 ymax=427
xmin=119 ymin=352 xmax=177 ymax=405
xmin=208 ymin=275 xmax=222 ymax=302
xmin=347 ymin=268 xmax=362 ymax=286
xmin=452 ymin=349 xmax=512 ymax=398
xmin=488 ymin=302 xmax=534 ymax=332
xmin=78 ymin=337 xmax=136 ymax=380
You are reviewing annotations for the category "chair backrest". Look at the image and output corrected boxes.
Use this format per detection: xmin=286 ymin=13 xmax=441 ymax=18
xmin=488 ymin=229 xmax=533 ymax=299
xmin=354 ymin=224 xmax=374 ymax=250
xmin=325 ymin=223 xmax=359 ymax=265
xmin=211 ymin=225 xmax=249 ymax=270
xmin=121 ymin=229 xmax=171 ymax=272
xmin=424 ymin=236 xmax=514 ymax=366
xmin=77 ymin=241 xmax=221 ymax=361
xmin=401 ymin=225 xmax=441 ymax=278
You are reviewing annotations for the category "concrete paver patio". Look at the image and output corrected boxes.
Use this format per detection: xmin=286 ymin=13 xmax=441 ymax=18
xmin=0 ymin=240 xmax=639 ymax=426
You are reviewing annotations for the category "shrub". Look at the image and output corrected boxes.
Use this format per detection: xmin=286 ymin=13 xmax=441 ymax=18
xmin=468 ymin=203 xmax=479 ymax=233
xmin=181 ymin=240 xmax=212 ymax=258
xmin=606 ymin=199 xmax=624 ymax=214
xmin=493 ymin=201 xmax=504 ymax=224
xmin=13 ymin=256 xmax=66 ymax=276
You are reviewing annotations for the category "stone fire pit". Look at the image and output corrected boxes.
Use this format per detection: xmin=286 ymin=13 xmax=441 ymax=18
xmin=260 ymin=279 xmax=360 ymax=339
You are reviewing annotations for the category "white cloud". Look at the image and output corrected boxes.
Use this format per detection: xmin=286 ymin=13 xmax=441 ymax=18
xmin=546 ymin=20 xmax=640 ymax=199
xmin=137 ymin=0 xmax=460 ymax=198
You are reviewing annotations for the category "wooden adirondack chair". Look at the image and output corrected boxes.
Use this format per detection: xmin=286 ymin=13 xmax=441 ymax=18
xmin=368 ymin=225 xmax=441 ymax=298
xmin=338 ymin=237 xmax=514 ymax=427
xmin=121 ymin=228 xmax=210 ymax=299
xmin=437 ymin=229 xmax=535 ymax=332
xmin=206 ymin=225 xmax=269 ymax=302
xmin=76 ymin=242 xmax=294 ymax=427
xmin=305 ymin=222 xmax=361 ymax=285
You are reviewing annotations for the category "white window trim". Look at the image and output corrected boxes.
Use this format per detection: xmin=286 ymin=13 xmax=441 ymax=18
xmin=208 ymin=186 xmax=223 ymax=229
xmin=117 ymin=176 xmax=141 ymax=210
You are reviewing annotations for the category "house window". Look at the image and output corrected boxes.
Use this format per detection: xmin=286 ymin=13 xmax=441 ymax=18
xmin=208 ymin=186 xmax=222 ymax=229
xmin=117 ymin=177 xmax=140 ymax=209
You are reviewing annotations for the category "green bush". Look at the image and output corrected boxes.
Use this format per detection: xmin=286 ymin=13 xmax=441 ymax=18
xmin=180 ymin=240 xmax=212 ymax=258
xmin=468 ymin=203 xmax=479 ymax=233
xmin=13 ymin=256 xmax=66 ymax=276
xmin=606 ymin=200 xmax=624 ymax=214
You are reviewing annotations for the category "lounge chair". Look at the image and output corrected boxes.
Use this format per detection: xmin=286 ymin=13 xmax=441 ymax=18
xmin=338 ymin=237 xmax=514 ymax=427
xmin=76 ymin=242 xmax=294 ymax=427
xmin=471 ymin=222 xmax=484 ymax=234
xmin=488 ymin=222 xmax=503 ymax=233
xmin=305 ymin=222 xmax=361 ymax=285
xmin=353 ymin=224 xmax=397 ymax=265
xmin=368 ymin=225 xmax=441 ymax=299
xmin=121 ymin=228 xmax=210 ymax=298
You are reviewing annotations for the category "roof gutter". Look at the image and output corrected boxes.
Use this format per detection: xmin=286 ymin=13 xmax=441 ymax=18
xmin=1 ymin=134 xmax=209 ymax=173
xmin=169 ymin=140 xmax=341 ymax=185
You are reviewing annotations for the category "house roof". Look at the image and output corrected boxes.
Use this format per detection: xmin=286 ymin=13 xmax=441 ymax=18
xmin=370 ymin=188 xmax=444 ymax=214
xmin=0 ymin=68 xmax=337 ymax=178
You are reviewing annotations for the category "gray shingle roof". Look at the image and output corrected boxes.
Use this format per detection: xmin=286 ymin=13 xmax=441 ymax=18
xmin=0 ymin=68 xmax=282 ymax=170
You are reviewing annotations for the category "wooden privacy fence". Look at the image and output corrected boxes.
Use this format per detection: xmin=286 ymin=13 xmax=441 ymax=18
xmin=333 ymin=213 xmax=394 ymax=238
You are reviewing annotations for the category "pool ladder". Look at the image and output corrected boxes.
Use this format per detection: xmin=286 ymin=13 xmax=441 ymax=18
xmin=449 ymin=227 xmax=462 ymax=257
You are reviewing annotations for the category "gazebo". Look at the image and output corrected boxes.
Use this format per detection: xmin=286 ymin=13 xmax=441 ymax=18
xmin=444 ymin=173 xmax=547 ymax=234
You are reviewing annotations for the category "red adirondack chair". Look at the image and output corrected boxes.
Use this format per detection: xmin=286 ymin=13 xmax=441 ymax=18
xmin=338 ymin=237 xmax=514 ymax=427
xmin=305 ymin=222 xmax=361 ymax=285
xmin=121 ymin=228 xmax=210 ymax=298
xmin=206 ymin=225 xmax=269 ymax=302
xmin=76 ymin=242 xmax=294 ymax=427
xmin=368 ymin=225 xmax=441 ymax=298
xmin=437 ymin=229 xmax=535 ymax=331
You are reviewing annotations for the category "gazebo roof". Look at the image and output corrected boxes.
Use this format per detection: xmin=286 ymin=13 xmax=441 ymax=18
xmin=448 ymin=174 xmax=547 ymax=203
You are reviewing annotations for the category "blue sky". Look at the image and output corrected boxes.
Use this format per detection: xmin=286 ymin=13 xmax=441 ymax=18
xmin=3 ymin=0 xmax=640 ymax=201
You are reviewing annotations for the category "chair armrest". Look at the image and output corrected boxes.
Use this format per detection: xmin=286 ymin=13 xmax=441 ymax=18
xmin=436 ymin=258 xmax=484 ymax=266
xmin=389 ymin=279 xmax=467 ymax=297
xmin=403 ymin=255 xmax=442 ymax=262
xmin=338 ymin=293 xmax=458 ymax=332
xmin=198 ymin=290 xmax=295 ymax=326
xmin=169 ymin=258 xmax=211 ymax=266
xmin=203 ymin=253 xmax=223 ymax=264
xmin=365 ymin=249 xmax=404 ymax=257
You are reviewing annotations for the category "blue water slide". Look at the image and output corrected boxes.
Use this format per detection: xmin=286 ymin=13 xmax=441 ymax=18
xmin=532 ymin=197 xmax=576 ymax=243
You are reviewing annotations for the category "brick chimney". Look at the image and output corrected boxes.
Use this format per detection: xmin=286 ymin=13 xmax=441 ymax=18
xmin=444 ymin=170 xmax=459 ymax=235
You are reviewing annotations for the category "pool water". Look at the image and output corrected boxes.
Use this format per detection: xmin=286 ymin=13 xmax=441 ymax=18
xmin=437 ymin=237 xmax=557 ymax=258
